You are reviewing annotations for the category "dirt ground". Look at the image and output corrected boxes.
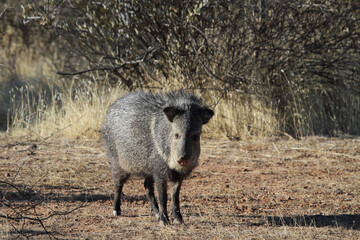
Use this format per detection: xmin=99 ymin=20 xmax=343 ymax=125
xmin=1 ymin=135 xmax=360 ymax=239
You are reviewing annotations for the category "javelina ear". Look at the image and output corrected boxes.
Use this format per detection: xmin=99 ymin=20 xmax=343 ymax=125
xmin=200 ymin=108 xmax=214 ymax=124
xmin=164 ymin=107 xmax=182 ymax=122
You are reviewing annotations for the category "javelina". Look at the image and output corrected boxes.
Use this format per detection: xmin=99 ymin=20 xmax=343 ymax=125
xmin=101 ymin=91 xmax=214 ymax=225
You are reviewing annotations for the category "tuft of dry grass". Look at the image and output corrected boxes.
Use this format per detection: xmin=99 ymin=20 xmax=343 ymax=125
xmin=279 ymin=72 xmax=360 ymax=138
xmin=6 ymin=78 xmax=124 ymax=140
xmin=206 ymin=92 xmax=279 ymax=139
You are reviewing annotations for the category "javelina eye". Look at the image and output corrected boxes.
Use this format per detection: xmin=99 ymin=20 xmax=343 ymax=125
xmin=174 ymin=133 xmax=180 ymax=139
xmin=192 ymin=135 xmax=199 ymax=141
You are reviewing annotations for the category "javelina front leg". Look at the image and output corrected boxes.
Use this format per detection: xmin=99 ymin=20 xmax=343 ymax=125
xmin=155 ymin=178 xmax=170 ymax=225
xmin=144 ymin=177 xmax=160 ymax=219
xmin=170 ymin=180 xmax=184 ymax=224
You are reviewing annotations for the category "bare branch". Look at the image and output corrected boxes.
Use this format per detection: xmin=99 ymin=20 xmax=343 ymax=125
xmin=0 ymin=7 xmax=9 ymax=19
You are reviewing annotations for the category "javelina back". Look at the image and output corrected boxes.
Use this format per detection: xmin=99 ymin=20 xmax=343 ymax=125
xmin=101 ymin=91 xmax=214 ymax=225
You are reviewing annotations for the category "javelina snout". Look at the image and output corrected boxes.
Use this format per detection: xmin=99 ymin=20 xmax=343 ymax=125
xmin=101 ymin=91 xmax=214 ymax=225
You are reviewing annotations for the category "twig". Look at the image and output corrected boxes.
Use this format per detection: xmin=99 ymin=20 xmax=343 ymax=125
xmin=58 ymin=67 xmax=107 ymax=76
xmin=0 ymin=197 xmax=84 ymax=238
xmin=0 ymin=63 xmax=9 ymax=67
xmin=58 ymin=47 xmax=156 ymax=76
xmin=0 ymin=181 xmax=24 ymax=195
xmin=34 ymin=207 xmax=59 ymax=239
xmin=0 ymin=7 xmax=9 ymax=19
xmin=0 ymin=204 xmax=84 ymax=222
xmin=272 ymin=143 xmax=280 ymax=154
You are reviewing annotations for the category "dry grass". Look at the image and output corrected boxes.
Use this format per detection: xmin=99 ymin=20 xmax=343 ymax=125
xmin=7 ymin=78 xmax=124 ymax=140
xmin=1 ymin=136 xmax=359 ymax=239
xmin=2 ymin=68 xmax=279 ymax=140
xmin=281 ymin=71 xmax=360 ymax=137
xmin=0 ymin=69 xmax=125 ymax=139
xmin=207 ymin=93 xmax=278 ymax=139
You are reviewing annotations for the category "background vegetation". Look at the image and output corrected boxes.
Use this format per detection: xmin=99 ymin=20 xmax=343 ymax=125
xmin=1 ymin=1 xmax=360 ymax=238
xmin=1 ymin=0 xmax=359 ymax=139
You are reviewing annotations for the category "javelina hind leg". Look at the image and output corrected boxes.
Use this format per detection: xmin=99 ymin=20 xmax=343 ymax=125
xmin=144 ymin=177 xmax=160 ymax=218
xmin=112 ymin=172 xmax=129 ymax=216
xmin=170 ymin=180 xmax=184 ymax=224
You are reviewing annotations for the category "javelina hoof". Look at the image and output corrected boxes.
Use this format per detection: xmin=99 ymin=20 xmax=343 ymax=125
xmin=113 ymin=210 xmax=121 ymax=216
xmin=173 ymin=218 xmax=184 ymax=225
xmin=172 ymin=211 xmax=183 ymax=224
xmin=150 ymin=207 xmax=160 ymax=219
xmin=159 ymin=219 xmax=169 ymax=226
xmin=159 ymin=214 xmax=170 ymax=226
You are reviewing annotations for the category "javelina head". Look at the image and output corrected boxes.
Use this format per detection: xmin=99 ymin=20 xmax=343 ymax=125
xmin=164 ymin=105 xmax=214 ymax=173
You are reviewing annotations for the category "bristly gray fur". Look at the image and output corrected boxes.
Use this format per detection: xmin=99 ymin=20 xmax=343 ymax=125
xmin=100 ymin=90 xmax=214 ymax=225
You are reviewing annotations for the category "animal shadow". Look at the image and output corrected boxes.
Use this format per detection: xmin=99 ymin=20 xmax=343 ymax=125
xmin=266 ymin=214 xmax=360 ymax=230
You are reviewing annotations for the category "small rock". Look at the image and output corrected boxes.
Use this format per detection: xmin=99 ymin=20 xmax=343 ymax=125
xmin=336 ymin=188 xmax=344 ymax=195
